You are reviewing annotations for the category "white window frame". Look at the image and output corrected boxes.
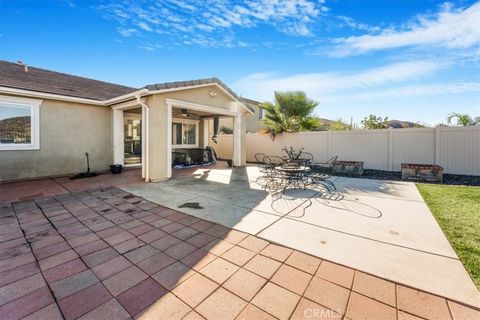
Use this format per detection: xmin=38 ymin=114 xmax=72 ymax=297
xmin=0 ymin=95 xmax=42 ymax=151
xmin=172 ymin=118 xmax=199 ymax=149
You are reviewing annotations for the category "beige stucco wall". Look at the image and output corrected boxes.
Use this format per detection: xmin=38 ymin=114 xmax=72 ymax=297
xmin=0 ymin=96 xmax=112 ymax=182
xmin=146 ymin=84 xmax=247 ymax=181
xmin=219 ymin=104 xmax=264 ymax=133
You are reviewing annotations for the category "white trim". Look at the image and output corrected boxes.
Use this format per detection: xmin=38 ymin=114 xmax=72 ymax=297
xmin=112 ymin=110 xmax=124 ymax=165
xmin=167 ymin=103 xmax=172 ymax=178
xmin=111 ymin=98 xmax=144 ymax=110
xmin=202 ymin=118 xmax=209 ymax=148
xmin=165 ymin=98 xmax=239 ymax=116
xmin=0 ymin=95 xmax=42 ymax=151
xmin=123 ymin=112 xmax=142 ymax=120
xmin=0 ymin=83 xmax=254 ymax=114
xmin=0 ymin=86 xmax=104 ymax=105
xmin=171 ymin=118 xmax=200 ymax=149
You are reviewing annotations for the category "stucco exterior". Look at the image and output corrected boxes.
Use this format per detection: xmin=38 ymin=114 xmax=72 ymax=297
xmin=0 ymin=96 xmax=112 ymax=181
xmin=219 ymin=103 xmax=264 ymax=133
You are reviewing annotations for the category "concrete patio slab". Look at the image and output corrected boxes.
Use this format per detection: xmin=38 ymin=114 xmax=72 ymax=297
xmin=122 ymin=166 xmax=480 ymax=308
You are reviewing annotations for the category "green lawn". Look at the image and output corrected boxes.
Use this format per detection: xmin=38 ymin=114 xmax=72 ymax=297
xmin=417 ymin=184 xmax=480 ymax=289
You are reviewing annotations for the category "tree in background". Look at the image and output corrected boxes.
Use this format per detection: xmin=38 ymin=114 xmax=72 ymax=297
xmin=361 ymin=114 xmax=389 ymax=129
xmin=330 ymin=119 xmax=356 ymax=130
xmin=260 ymin=91 xmax=319 ymax=139
xmin=446 ymin=113 xmax=480 ymax=126
xmin=219 ymin=126 xmax=233 ymax=134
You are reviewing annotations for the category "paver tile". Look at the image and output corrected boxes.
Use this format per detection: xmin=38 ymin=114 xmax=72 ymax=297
xmin=186 ymin=232 xmax=216 ymax=248
xmin=113 ymin=238 xmax=145 ymax=254
xmin=183 ymin=310 xmax=206 ymax=320
xmin=138 ymin=229 xmax=168 ymax=243
xmin=124 ymin=244 xmax=159 ymax=263
xmin=50 ymin=269 xmax=99 ymax=299
xmin=203 ymin=224 xmax=230 ymax=238
xmin=397 ymin=285 xmax=452 ymax=320
xmin=346 ymin=292 xmax=396 ymax=320
xmin=22 ymin=303 xmax=63 ymax=320
xmin=103 ymin=265 xmax=148 ymax=296
xmin=190 ymin=220 xmax=214 ymax=232
xmin=244 ymin=255 xmax=281 ymax=279
xmin=180 ymin=249 xmax=216 ymax=271
xmin=172 ymin=273 xmax=219 ymax=307
xmin=252 ymin=282 xmax=300 ymax=320
xmin=74 ymin=239 xmax=109 ymax=256
xmin=164 ymin=241 xmax=197 ymax=260
xmin=304 ymin=277 xmax=350 ymax=315
xmin=33 ymin=241 xmax=71 ymax=260
xmin=271 ymin=264 xmax=312 ymax=295
xmin=285 ymin=251 xmax=321 ymax=274
xmin=352 ymin=271 xmax=396 ymax=306
xmin=172 ymin=227 xmax=199 ymax=240
xmin=129 ymin=224 xmax=155 ymax=236
xmin=221 ymin=245 xmax=256 ymax=266
xmin=0 ymin=273 xmax=46 ymax=305
xmin=222 ymin=230 xmax=249 ymax=244
xmin=291 ymin=297 xmax=342 ymax=320
xmin=0 ymin=261 xmax=39 ymax=287
xmin=223 ymin=268 xmax=267 ymax=301
xmin=152 ymin=261 xmax=196 ymax=290
xmin=316 ymin=260 xmax=355 ymax=289
xmin=150 ymin=234 xmax=182 ymax=251
xmin=0 ymin=286 xmax=53 ymax=320
xmin=83 ymin=247 xmax=119 ymax=267
xmin=43 ymin=258 xmax=88 ymax=283
xmin=202 ymin=239 xmax=234 ymax=256
xmin=260 ymin=243 xmax=293 ymax=262
xmin=136 ymin=292 xmax=191 ymax=320
xmin=104 ymin=231 xmax=135 ymax=246
xmin=238 ymin=235 xmax=269 ymax=252
xmin=91 ymin=255 xmax=133 ymax=280
xmin=78 ymin=299 xmax=130 ymax=320
xmin=68 ymin=233 xmax=99 ymax=247
xmin=196 ymin=287 xmax=247 ymax=320
xmin=38 ymin=249 xmax=78 ymax=271
xmin=397 ymin=310 xmax=424 ymax=320
xmin=161 ymin=222 xmax=185 ymax=234
xmin=137 ymin=252 xmax=176 ymax=275
xmin=199 ymin=257 xmax=239 ymax=284
xmin=117 ymin=278 xmax=168 ymax=316
xmin=236 ymin=304 xmax=276 ymax=320
xmin=58 ymin=282 xmax=112 ymax=320
xmin=448 ymin=301 xmax=480 ymax=320
xmin=0 ymin=252 xmax=35 ymax=272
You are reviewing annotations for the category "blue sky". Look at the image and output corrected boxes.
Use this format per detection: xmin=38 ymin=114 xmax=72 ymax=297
xmin=1 ymin=0 xmax=479 ymax=126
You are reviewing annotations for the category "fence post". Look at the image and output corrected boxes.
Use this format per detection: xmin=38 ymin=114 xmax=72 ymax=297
xmin=434 ymin=127 xmax=441 ymax=165
xmin=327 ymin=131 xmax=331 ymax=160
xmin=388 ymin=127 xmax=394 ymax=171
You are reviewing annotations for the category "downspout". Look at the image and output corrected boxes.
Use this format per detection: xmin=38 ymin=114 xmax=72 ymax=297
xmin=136 ymin=95 xmax=150 ymax=182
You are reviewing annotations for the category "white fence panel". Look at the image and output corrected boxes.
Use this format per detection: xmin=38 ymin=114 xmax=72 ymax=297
xmin=214 ymin=126 xmax=480 ymax=175
xmin=330 ymin=130 xmax=389 ymax=170
xmin=392 ymin=128 xmax=435 ymax=171
xmin=438 ymin=127 xmax=480 ymax=175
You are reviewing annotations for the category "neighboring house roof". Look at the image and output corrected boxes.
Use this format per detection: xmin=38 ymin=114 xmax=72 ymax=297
xmin=0 ymin=60 xmax=255 ymax=112
xmin=0 ymin=60 xmax=137 ymax=101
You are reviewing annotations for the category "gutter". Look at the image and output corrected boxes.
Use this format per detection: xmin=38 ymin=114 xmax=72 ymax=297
xmin=135 ymin=95 xmax=150 ymax=182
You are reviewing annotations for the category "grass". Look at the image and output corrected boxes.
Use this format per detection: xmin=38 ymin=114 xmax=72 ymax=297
xmin=417 ymin=183 xmax=480 ymax=288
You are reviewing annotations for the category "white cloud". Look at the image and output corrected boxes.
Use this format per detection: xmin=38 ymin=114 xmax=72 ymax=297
xmin=330 ymin=1 xmax=480 ymax=57
xmin=118 ymin=28 xmax=138 ymax=37
xmin=233 ymin=60 xmax=444 ymax=101
xmin=97 ymin=0 xmax=326 ymax=48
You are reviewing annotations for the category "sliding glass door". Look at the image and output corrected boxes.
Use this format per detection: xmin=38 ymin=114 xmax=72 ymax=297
xmin=124 ymin=114 xmax=141 ymax=165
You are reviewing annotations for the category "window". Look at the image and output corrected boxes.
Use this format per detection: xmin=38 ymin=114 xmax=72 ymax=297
xmin=0 ymin=96 xmax=41 ymax=150
xmin=172 ymin=119 xmax=199 ymax=148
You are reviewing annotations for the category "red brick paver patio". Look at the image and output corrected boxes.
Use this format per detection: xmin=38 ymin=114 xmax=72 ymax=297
xmin=1 ymin=187 xmax=479 ymax=320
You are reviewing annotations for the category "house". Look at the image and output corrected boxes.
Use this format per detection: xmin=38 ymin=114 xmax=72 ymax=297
xmin=0 ymin=60 xmax=254 ymax=182
xmin=219 ymin=98 xmax=266 ymax=133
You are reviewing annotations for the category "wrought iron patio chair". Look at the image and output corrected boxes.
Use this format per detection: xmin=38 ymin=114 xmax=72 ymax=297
xmin=262 ymin=155 xmax=286 ymax=192
xmin=309 ymin=155 xmax=338 ymax=193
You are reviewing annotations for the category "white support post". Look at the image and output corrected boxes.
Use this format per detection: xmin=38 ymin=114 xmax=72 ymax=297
xmin=141 ymin=106 xmax=146 ymax=179
xmin=388 ymin=127 xmax=394 ymax=171
xmin=233 ymin=114 xmax=246 ymax=166
xmin=434 ymin=127 xmax=441 ymax=165
xmin=113 ymin=109 xmax=124 ymax=165
xmin=167 ymin=103 xmax=173 ymax=178
xmin=203 ymin=118 xmax=209 ymax=148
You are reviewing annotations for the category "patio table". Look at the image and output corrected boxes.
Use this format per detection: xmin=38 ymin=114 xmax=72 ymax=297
xmin=274 ymin=165 xmax=311 ymax=192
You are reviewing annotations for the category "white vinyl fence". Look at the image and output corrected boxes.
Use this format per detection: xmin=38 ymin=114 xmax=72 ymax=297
xmin=213 ymin=126 xmax=480 ymax=175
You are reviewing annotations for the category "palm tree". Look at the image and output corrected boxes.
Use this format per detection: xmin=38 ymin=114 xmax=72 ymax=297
xmin=260 ymin=91 xmax=319 ymax=139
xmin=446 ymin=113 xmax=480 ymax=126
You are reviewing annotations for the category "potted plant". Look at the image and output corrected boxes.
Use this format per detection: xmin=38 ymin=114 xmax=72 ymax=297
xmin=110 ymin=164 xmax=123 ymax=174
